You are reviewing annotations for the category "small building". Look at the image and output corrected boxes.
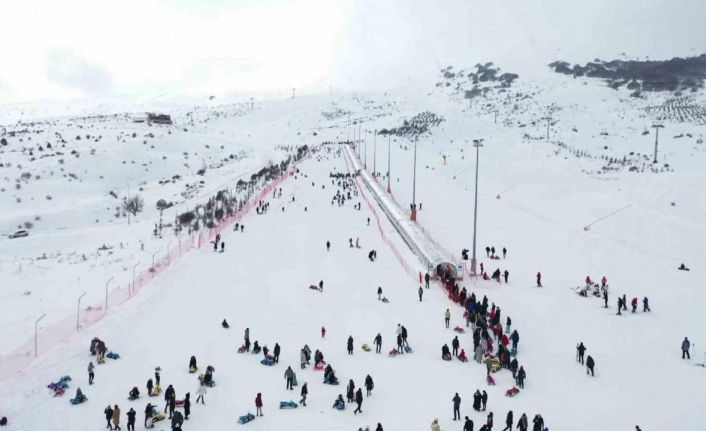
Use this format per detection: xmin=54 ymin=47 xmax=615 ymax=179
xmin=147 ymin=113 xmax=173 ymax=125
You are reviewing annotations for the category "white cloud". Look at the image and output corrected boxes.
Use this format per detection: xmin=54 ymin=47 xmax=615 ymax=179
xmin=45 ymin=49 xmax=113 ymax=96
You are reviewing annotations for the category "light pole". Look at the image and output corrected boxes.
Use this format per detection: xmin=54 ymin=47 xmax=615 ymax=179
xmin=105 ymin=276 xmax=114 ymax=312
xmin=387 ymin=133 xmax=391 ymax=193
xmin=652 ymin=124 xmax=664 ymax=163
xmin=364 ymin=129 xmax=367 ymax=169
xmin=411 ymin=136 xmax=418 ymax=221
xmin=373 ymin=129 xmax=377 ymax=175
xmin=131 ymin=260 xmax=141 ymax=295
xmin=76 ymin=291 xmax=87 ymax=331
xmin=35 ymin=313 xmax=46 ymax=358
xmin=470 ymin=139 xmax=484 ymax=276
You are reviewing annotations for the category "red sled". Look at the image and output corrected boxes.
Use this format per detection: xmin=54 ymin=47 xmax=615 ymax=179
xmin=237 ymin=345 xmax=246 ymax=353
xmin=313 ymin=361 xmax=326 ymax=371
xmin=486 ymin=375 xmax=496 ymax=386
xmin=457 ymin=355 xmax=469 ymax=363
xmin=505 ymin=387 xmax=520 ymax=397
xmin=175 ymin=399 xmax=185 ymax=407
xmin=454 ymin=326 xmax=465 ymax=334
xmin=388 ymin=349 xmax=399 ymax=357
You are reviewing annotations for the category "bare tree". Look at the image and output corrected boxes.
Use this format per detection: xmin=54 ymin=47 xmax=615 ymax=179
xmin=123 ymin=195 xmax=144 ymax=218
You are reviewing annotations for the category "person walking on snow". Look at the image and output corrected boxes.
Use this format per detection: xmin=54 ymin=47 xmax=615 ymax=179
xmin=631 ymin=297 xmax=638 ymax=313
xmin=517 ymin=413 xmax=529 ymax=431
xmin=374 ymin=333 xmax=382 ymax=353
xmin=452 ymin=336 xmax=460 ymax=357
xmin=365 ymin=375 xmax=374 ymax=397
xmin=643 ymin=297 xmax=651 ymax=312
xmin=586 ymin=355 xmax=595 ymax=376
xmin=502 ymin=411 xmax=513 ymax=431
xmin=503 ymin=270 xmax=509 ymax=283
xmin=502 ymin=247 xmax=507 ymax=259
xmin=321 ymin=326 xmax=326 ymax=338
xmin=196 ymin=382 xmax=206 ymax=404
xmin=285 ymin=366 xmax=295 ymax=390
xmin=274 ymin=343 xmax=281 ymax=363
xmin=300 ymin=382 xmax=308 ymax=406
xmin=481 ymin=390 xmax=488 ymax=411
xmin=354 ymin=388 xmax=364 ymax=414
xmin=452 ymin=393 xmax=461 ymax=421
xmin=536 ymin=272 xmax=542 ymax=287
xmin=326 ymin=240 xmax=330 ymax=251
xmin=112 ymin=405 xmax=121 ymax=431
xmin=244 ymin=328 xmax=250 ymax=351
xmin=445 ymin=309 xmax=451 ymax=328
xmin=577 ymin=342 xmax=586 ymax=365
xmin=126 ymin=408 xmax=136 ymax=431
xmin=419 ymin=286 xmax=424 ymax=301
xmin=88 ymin=361 xmax=95 ymax=385
xmin=378 ymin=286 xmax=383 ymax=300
xmin=104 ymin=405 xmax=114 ymax=430
xmin=164 ymin=385 xmax=175 ymax=414
xmin=682 ymin=337 xmax=691 ymax=359
xmin=464 ymin=416 xmax=474 ymax=431
xmin=425 ymin=272 xmax=430 ymax=288
xmin=516 ymin=366 xmax=526 ymax=388
xmin=347 ymin=336 xmax=354 ymax=354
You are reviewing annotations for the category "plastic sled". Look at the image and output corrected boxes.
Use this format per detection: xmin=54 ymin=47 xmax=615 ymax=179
xmin=52 ymin=387 xmax=65 ymax=396
xmin=309 ymin=285 xmax=320 ymax=291
xmin=238 ymin=413 xmax=256 ymax=424
xmin=324 ymin=377 xmax=339 ymax=385
xmin=189 ymin=366 xmax=197 ymax=374
xmin=97 ymin=355 xmax=105 ymax=364
xmin=261 ymin=358 xmax=275 ymax=366
xmin=128 ymin=394 xmax=139 ymax=401
xmin=403 ymin=345 xmax=413 ymax=353
xmin=150 ymin=386 xmax=162 ymax=397
xmin=486 ymin=375 xmax=496 ymax=386
xmin=381 ymin=297 xmax=389 ymax=303
xmin=454 ymin=326 xmax=466 ymax=334
xmin=175 ymin=399 xmax=185 ymax=407
xmin=388 ymin=349 xmax=399 ymax=357
xmin=333 ymin=401 xmax=345 ymax=410
xmin=69 ymin=395 xmax=87 ymax=405
xmin=152 ymin=411 xmax=165 ymax=422
xmin=442 ymin=354 xmax=452 ymax=361
xmin=313 ymin=361 xmax=326 ymax=371
xmin=458 ymin=355 xmax=469 ymax=363
xmin=279 ymin=400 xmax=298 ymax=409
xmin=505 ymin=387 xmax=520 ymax=397
xmin=252 ymin=347 xmax=261 ymax=354
xmin=292 ymin=377 xmax=298 ymax=387
xmin=362 ymin=344 xmax=371 ymax=352
xmin=106 ymin=352 xmax=120 ymax=360
xmin=237 ymin=345 xmax=247 ymax=353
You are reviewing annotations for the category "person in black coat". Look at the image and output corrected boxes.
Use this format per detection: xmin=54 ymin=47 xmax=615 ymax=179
xmin=586 ymin=355 xmax=595 ymax=376
xmin=347 ymin=336 xmax=354 ymax=355
xmin=183 ymin=393 xmax=190 ymax=420
xmin=452 ymin=393 xmax=461 ymax=420
xmin=354 ymin=388 xmax=363 ymax=414
xmin=346 ymin=380 xmax=355 ymax=403
xmin=126 ymin=408 xmax=136 ymax=431
xmin=516 ymin=366 xmax=526 ymax=388
xmin=164 ymin=385 xmax=175 ymax=413
xmin=452 ymin=336 xmax=460 ymax=356
xmin=365 ymin=375 xmax=374 ymax=397
xmin=464 ymin=416 xmax=474 ymax=431
xmin=481 ymin=390 xmax=488 ymax=411
xmin=273 ymin=343 xmax=281 ymax=363
xmin=104 ymin=405 xmax=114 ymax=430
xmin=502 ymin=410 xmax=513 ymax=431
xmin=376 ymin=424 xmax=383 ymax=431
xmin=374 ymin=333 xmax=382 ymax=353
xmin=472 ymin=390 xmax=482 ymax=411
xmin=577 ymin=342 xmax=586 ymax=364
xmin=532 ymin=414 xmax=544 ymax=431
xmin=168 ymin=397 xmax=176 ymax=419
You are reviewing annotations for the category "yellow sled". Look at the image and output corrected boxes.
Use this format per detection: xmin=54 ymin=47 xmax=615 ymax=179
xmin=189 ymin=366 xmax=197 ymax=374
xmin=150 ymin=385 xmax=162 ymax=397
xmin=361 ymin=344 xmax=371 ymax=352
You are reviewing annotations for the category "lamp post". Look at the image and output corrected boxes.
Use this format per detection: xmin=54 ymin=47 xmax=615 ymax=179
xmin=470 ymin=139 xmax=484 ymax=276
xmin=373 ymin=129 xmax=377 ymax=175
xmin=411 ymin=136 xmax=418 ymax=221
xmin=131 ymin=260 xmax=141 ymax=295
xmin=387 ymin=133 xmax=391 ymax=193
xmin=76 ymin=291 xmax=87 ymax=331
xmin=652 ymin=124 xmax=664 ymax=163
xmin=35 ymin=313 xmax=46 ymax=358
xmin=105 ymin=276 xmax=114 ymax=312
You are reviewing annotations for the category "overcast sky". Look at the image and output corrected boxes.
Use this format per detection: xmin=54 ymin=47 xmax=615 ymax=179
xmin=0 ymin=0 xmax=704 ymax=102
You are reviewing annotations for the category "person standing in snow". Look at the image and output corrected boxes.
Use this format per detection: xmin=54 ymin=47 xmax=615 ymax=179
xmin=273 ymin=343 xmax=281 ymax=363
xmin=354 ymin=388 xmax=363 ymax=414
xmin=425 ymin=272 xmax=430 ymax=288
xmin=364 ymin=375 xmax=374 ymax=397
xmin=112 ymin=405 xmax=121 ymax=431
xmin=532 ymin=414 xmax=544 ymax=431
xmin=346 ymin=380 xmax=356 ymax=403
xmin=485 ymin=246 xmax=490 ymax=257
xmin=88 ymin=362 xmax=95 ymax=385
xmin=255 ymin=393 xmax=263 ymax=417
xmin=285 ymin=366 xmax=295 ymax=390
xmin=183 ymin=393 xmax=190 ymax=420
xmin=347 ymin=336 xmax=354 ymax=355
xmin=586 ymin=355 xmax=595 ymax=376
xmin=577 ymin=342 xmax=586 ymax=365
xmin=196 ymin=382 xmax=206 ymax=404
xmin=503 ymin=270 xmax=509 ymax=283
xmin=321 ymin=326 xmax=326 ymax=338
xmin=510 ymin=330 xmax=519 ymax=350
xmin=536 ymin=272 xmax=542 ymax=287
xmin=419 ymin=286 xmax=424 ymax=301
xmin=244 ymin=328 xmax=250 ymax=351
xmin=126 ymin=408 xmax=136 ymax=431
xmin=517 ymin=413 xmax=529 ymax=431
xmin=452 ymin=393 xmax=461 ymax=421
xmin=374 ymin=333 xmax=382 ymax=354
xmin=445 ymin=309 xmax=451 ymax=328
xmin=464 ymin=416 xmax=474 ymax=431
xmin=617 ymin=297 xmax=623 ymax=315
xmin=326 ymin=240 xmax=331 ymax=251
xmin=516 ymin=366 xmax=526 ymax=388
xmin=481 ymin=390 xmax=488 ymax=411
xmin=104 ymin=405 xmax=114 ymax=430
xmin=603 ymin=289 xmax=609 ymax=308
xmin=643 ymin=297 xmax=651 ymax=312
xmin=378 ymin=286 xmax=383 ymax=300
xmin=500 ymin=411 xmax=513 ymax=431
xmin=631 ymin=297 xmax=638 ymax=313
xmin=472 ymin=390 xmax=482 ymax=411
xmin=299 ymin=382 xmax=308 ymax=406
xmin=486 ymin=412 xmax=493 ymax=430
xmin=452 ymin=336 xmax=460 ymax=357
xmin=401 ymin=325 xmax=409 ymax=347
xmin=682 ymin=337 xmax=691 ymax=359
xmin=502 ymin=247 xmax=507 ymax=259
xmin=164 ymin=384 xmax=175 ymax=415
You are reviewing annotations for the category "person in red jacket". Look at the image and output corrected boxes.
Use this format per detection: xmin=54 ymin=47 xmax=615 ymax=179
xmin=631 ymin=297 xmax=638 ymax=313
xmin=536 ymin=272 xmax=542 ymax=287
xmin=601 ymin=276 xmax=607 ymax=288
xmin=255 ymin=393 xmax=263 ymax=417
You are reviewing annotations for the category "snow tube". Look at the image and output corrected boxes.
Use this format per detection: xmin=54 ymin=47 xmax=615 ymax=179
xmin=189 ymin=366 xmax=197 ymax=373
xmin=333 ymin=401 xmax=345 ymax=410
xmin=313 ymin=361 xmax=326 ymax=371
xmin=106 ymin=352 xmax=120 ymax=360
xmin=442 ymin=354 xmax=452 ymax=361
xmin=362 ymin=344 xmax=371 ymax=352
xmin=238 ymin=413 xmax=256 ymax=424
xmin=381 ymin=297 xmax=389 ymax=303
xmin=69 ymin=395 xmax=87 ymax=405
xmin=404 ymin=345 xmax=413 ymax=353
xmin=261 ymin=358 xmax=275 ymax=366
xmin=486 ymin=375 xmax=496 ymax=386
xmin=279 ymin=401 xmax=298 ymax=409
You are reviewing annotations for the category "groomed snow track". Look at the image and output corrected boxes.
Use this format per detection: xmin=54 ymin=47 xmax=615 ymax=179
xmin=343 ymin=144 xmax=459 ymax=278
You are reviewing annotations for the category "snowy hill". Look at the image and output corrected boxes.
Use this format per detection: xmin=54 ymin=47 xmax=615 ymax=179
xmin=1 ymin=67 xmax=706 ymax=431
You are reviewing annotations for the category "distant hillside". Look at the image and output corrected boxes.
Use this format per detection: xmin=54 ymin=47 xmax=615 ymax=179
xmin=549 ymin=54 xmax=706 ymax=95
